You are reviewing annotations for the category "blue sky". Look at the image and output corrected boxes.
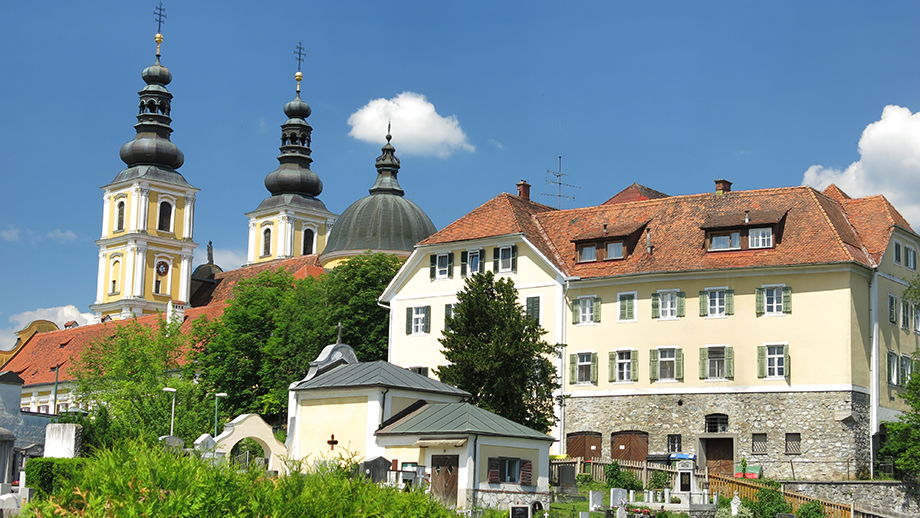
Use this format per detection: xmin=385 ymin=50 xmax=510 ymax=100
xmin=2 ymin=1 xmax=920 ymax=347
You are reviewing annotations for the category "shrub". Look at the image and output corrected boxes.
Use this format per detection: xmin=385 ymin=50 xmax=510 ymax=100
xmin=796 ymin=501 xmax=827 ymax=518
xmin=603 ymin=461 xmax=643 ymax=491
xmin=749 ymin=488 xmax=791 ymax=518
xmin=648 ymin=470 xmax=669 ymax=490
xmin=24 ymin=457 xmax=88 ymax=498
xmin=576 ymin=473 xmax=594 ymax=485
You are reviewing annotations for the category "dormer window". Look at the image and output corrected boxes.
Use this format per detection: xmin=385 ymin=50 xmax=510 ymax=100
xmin=749 ymin=227 xmax=773 ymax=249
xmin=703 ymin=209 xmax=785 ymax=253
xmin=578 ymin=244 xmax=597 ymax=262
xmin=710 ymin=231 xmax=740 ymax=251
xmin=606 ymin=241 xmax=624 ymax=260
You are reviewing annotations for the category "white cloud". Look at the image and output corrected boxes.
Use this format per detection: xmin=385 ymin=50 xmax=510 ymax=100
xmin=0 ymin=305 xmax=95 ymax=351
xmin=347 ymin=92 xmax=475 ymax=158
xmin=802 ymin=105 xmax=920 ymax=226
xmin=46 ymin=229 xmax=77 ymax=242
xmin=488 ymin=139 xmax=503 ymax=150
xmin=258 ymin=119 xmax=270 ymax=133
xmin=0 ymin=227 xmax=19 ymax=242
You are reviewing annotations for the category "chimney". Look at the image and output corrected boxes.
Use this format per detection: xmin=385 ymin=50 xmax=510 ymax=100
xmin=167 ymin=300 xmax=186 ymax=324
xmin=516 ymin=179 xmax=531 ymax=200
xmin=715 ymin=179 xmax=732 ymax=194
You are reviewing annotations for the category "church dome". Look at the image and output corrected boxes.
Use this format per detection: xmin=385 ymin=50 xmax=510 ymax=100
xmin=322 ymin=134 xmax=436 ymax=257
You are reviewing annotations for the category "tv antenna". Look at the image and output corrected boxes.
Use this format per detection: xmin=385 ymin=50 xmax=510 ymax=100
xmin=538 ymin=156 xmax=580 ymax=209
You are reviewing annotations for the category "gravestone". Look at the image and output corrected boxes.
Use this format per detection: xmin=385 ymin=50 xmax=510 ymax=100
xmin=589 ymin=490 xmax=602 ymax=510
xmin=194 ymin=434 xmax=216 ymax=452
xmin=776 ymin=515 xmax=795 ymax=518
xmin=579 ymin=513 xmax=590 ymax=518
xmin=510 ymin=505 xmax=529 ymax=518
xmin=609 ymin=488 xmax=627 ymax=507
xmin=557 ymin=465 xmax=577 ymax=495
xmin=616 ymin=507 xmax=627 ymax=518
xmin=43 ymin=424 xmax=81 ymax=458
xmin=730 ymin=492 xmax=741 ymax=516
xmin=359 ymin=456 xmax=392 ymax=483
xmin=158 ymin=435 xmax=184 ymax=449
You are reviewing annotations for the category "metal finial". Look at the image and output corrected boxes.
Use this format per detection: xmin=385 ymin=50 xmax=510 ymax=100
xmin=336 ymin=322 xmax=343 ymax=344
xmin=294 ymin=42 xmax=305 ymax=72
xmin=153 ymin=3 xmax=167 ymax=56
xmin=386 ymin=120 xmax=392 ymax=141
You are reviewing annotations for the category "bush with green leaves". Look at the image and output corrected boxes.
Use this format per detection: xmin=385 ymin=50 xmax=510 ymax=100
xmin=647 ymin=470 xmax=669 ymax=489
xmin=796 ymin=501 xmax=827 ymax=518
xmin=748 ymin=488 xmax=791 ymax=518
xmin=24 ymin=458 xmax=87 ymax=498
xmin=603 ymin=461 xmax=642 ymax=491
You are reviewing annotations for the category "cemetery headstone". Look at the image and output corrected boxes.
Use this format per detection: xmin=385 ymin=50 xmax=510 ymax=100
xmin=510 ymin=505 xmax=529 ymax=518
xmin=589 ymin=490 xmax=602 ymax=510
xmin=730 ymin=492 xmax=742 ymax=516
xmin=616 ymin=507 xmax=627 ymax=518
xmin=609 ymin=488 xmax=627 ymax=507
xmin=579 ymin=513 xmax=590 ymax=518
xmin=43 ymin=424 xmax=82 ymax=458
xmin=776 ymin=515 xmax=795 ymax=518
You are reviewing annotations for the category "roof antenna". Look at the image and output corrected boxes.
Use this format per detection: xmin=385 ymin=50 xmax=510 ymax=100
xmin=538 ymin=155 xmax=580 ymax=209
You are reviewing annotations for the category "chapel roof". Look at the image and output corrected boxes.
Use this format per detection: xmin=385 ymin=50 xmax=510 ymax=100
xmin=375 ymin=402 xmax=554 ymax=441
xmin=290 ymin=361 xmax=469 ymax=397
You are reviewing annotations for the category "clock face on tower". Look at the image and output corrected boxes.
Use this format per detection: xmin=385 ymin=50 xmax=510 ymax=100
xmin=156 ymin=261 xmax=169 ymax=276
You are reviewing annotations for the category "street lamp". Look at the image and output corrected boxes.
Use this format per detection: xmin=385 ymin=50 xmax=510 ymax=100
xmin=162 ymin=387 xmax=177 ymax=436
xmin=214 ymin=392 xmax=228 ymax=437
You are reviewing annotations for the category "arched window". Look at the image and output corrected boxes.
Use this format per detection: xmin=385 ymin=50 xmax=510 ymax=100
xmin=158 ymin=201 xmax=172 ymax=231
xmin=262 ymin=228 xmax=272 ymax=257
xmin=116 ymin=201 xmax=125 ymax=231
xmin=303 ymin=228 xmax=315 ymax=255
xmin=110 ymin=260 xmax=121 ymax=294
xmin=705 ymin=414 xmax=729 ymax=433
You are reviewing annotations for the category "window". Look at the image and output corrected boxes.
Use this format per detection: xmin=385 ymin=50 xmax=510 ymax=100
xmin=903 ymin=300 xmax=912 ymax=330
xmin=526 ymin=296 xmax=540 ymax=323
xmin=493 ymin=245 xmax=517 ymax=273
xmin=155 ymin=279 xmax=163 ymax=294
xmin=499 ymin=458 xmax=520 ymax=483
xmin=618 ymin=292 xmax=636 ymax=322
xmin=262 ymin=227 xmax=272 ymax=257
xmin=573 ymin=297 xmax=601 ymax=324
xmin=303 ymin=228 xmax=314 ymax=255
xmin=116 ymin=200 xmax=125 ymax=232
xmin=701 ymin=289 xmax=733 ymax=317
xmin=578 ymin=244 xmax=597 ymax=262
xmin=914 ymin=305 xmax=920 ymax=333
xmin=650 ymin=348 xmax=682 ymax=381
xmin=38 ymin=405 xmax=49 ymax=414
xmin=752 ymin=433 xmax=767 ymax=454
xmin=758 ymin=344 xmax=787 ymax=379
xmin=56 ymin=402 xmax=68 ymax=413
xmin=908 ymin=246 xmax=917 ymax=270
xmin=901 ymin=355 xmax=913 ymax=387
xmin=889 ymin=294 xmax=898 ymax=325
xmin=710 ymin=231 xmax=740 ymax=251
xmin=606 ymin=241 xmax=624 ymax=260
xmin=757 ymin=286 xmax=791 ymax=315
xmin=888 ymin=351 xmax=899 ymax=385
xmin=706 ymin=414 xmax=729 ymax=433
xmin=615 ymin=350 xmax=634 ymax=382
xmin=405 ymin=306 xmax=430 ymax=335
xmin=430 ymin=253 xmax=453 ymax=280
xmin=652 ymin=291 xmax=684 ymax=319
xmin=667 ymin=434 xmax=682 ymax=453
xmin=748 ymin=227 xmax=773 ymax=249
xmin=895 ymin=240 xmax=903 ymax=265
xmin=109 ymin=259 xmax=121 ymax=294
xmin=408 ymin=366 xmax=429 ymax=377
xmin=444 ymin=303 xmax=456 ymax=332
xmin=575 ymin=352 xmax=596 ymax=384
xmin=700 ymin=346 xmax=733 ymax=379
xmin=785 ymin=433 xmax=801 ymax=454
xmin=461 ymin=250 xmax=484 ymax=277
xmin=488 ymin=457 xmax=533 ymax=485
xmin=157 ymin=201 xmax=172 ymax=232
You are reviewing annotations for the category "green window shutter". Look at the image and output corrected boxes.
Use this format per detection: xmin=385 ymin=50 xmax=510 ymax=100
xmin=784 ymin=344 xmax=790 ymax=377
xmin=725 ymin=346 xmax=734 ymax=378
xmin=406 ymin=307 xmax=413 ymax=335
xmin=422 ymin=306 xmax=430 ymax=333
xmin=572 ymin=301 xmax=579 ymax=324
xmin=460 ymin=251 xmax=468 ymax=277
xmin=444 ymin=304 xmax=453 ymax=332
xmin=608 ymin=351 xmax=616 ymax=382
xmin=651 ymin=293 xmax=660 ymax=319
xmin=757 ymin=346 xmax=767 ymax=378
xmin=447 ymin=252 xmax=454 ymax=278
xmin=493 ymin=247 xmax=500 ymax=271
xmin=699 ymin=291 xmax=708 ymax=317
xmin=626 ymin=295 xmax=635 ymax=320
xmin=755 ymin=288 xmax=764 ymax=315
xmin=677 ymin=292 xmax=686 ymax=317
xmin=649 ymin=349 xmax=659 ymax=381
xmin=630 ymin=350 xmax=639 ymax=381
xmin=726 ymin=290 xmax=735 ymax=315
xmin=783 ymin=287 xmax=792 ymax=313
xmin=429 ymin=254 xmax=436 ymax=280
xmin=699 ymin=348 xmax=708 ymax=379
xmin=569 ymin=354 xmax=577 ymax=385
xmin=593 ymin=297 xmax=602 ymax=323
xmin=675 ymin=349 xmax=684 ymax=380
xmin=526 ymin=296 xmax=540 ymax=322
xmin=590 ymin=353 xmax=598 ymax=384
xmin=511 ymin=245 xmax=518 ymax=273
xmin=479 ymin=249 xmax=486 ymax=273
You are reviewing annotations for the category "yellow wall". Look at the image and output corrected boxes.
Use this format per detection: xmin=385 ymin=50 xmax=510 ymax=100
xmin=298 ymin=396 xmax=368 ymax=460
xmin=383 ymin=446 xmax=425 ymax=466
xmin=478 ymin=444 xmax=541 ymax=483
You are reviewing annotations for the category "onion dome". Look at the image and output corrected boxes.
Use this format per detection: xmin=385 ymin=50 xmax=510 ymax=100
xmin=322 ymin=134 xmax=436 ymax=256
xmin=109 ymin=32 xmax=191 ymax=188
xmin=263 ymin=71 xmax=322 ymax=197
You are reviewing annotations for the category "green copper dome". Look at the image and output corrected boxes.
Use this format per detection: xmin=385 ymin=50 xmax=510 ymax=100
xmin=322 ymin=134 xmax=435 ymax=255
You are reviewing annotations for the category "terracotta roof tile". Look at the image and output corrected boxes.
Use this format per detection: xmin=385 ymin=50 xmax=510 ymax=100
xmin=602 ymin=183 xmax=670 ymax=205
xmin=418 ymin=193 xmax=556 ymax=246
xmin=190 ymin=255 xmax=323 ymax=307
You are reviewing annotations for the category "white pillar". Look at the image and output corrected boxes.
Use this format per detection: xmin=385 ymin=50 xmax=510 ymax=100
xmin=124 ymin=244 xmax=136 ymax=298
xmin=138 ymin=187 xmax=150 ymax=231
xmin=95 ymin=250 xmax=106 ymax=303
xmin=184 ymin=195 xmax=195 ymax=239
xmin=129 ymin=186 xmax=141 ymax=232
xmin=133 ymin=245 xmax=147 ymax=298
xmin=179 ymin=252 xmax=193 ymax=302
xmin=277 ymin=214 xmax=288 ymax=258
xmin=247 ymin=221 xmax=257 ymax=263
xmin=100 ymin=191 xmax=111 ymax=237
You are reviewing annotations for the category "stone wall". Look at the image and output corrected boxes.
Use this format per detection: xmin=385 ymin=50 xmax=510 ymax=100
xmin=783 ymin=480 xmax=918 ymax=516
xmin=564 ymin=390 xmax=870 ymax=480
xmin=466 ymin=488 xmax=550 ymax=510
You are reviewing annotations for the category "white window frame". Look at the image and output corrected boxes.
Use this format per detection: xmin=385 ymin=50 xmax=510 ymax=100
xmin=707 ymin=287 xmax=728 ymax=318
xmin=667 ymin=434 xmax=682 ymax=453
xmin=709 ymin=231 xmax=740 ymax=251
xmin=465 ymin=249 xmax=481 ymax=277
xmin=498 ymin=458 xmax=520 ymax=483
xmin=888 ymin=350 xmax=899 ymax=385
xmin=615 ymin=350 xmax=633 ymax=383
xmin=577 ymin=296 xmax=595 ymax=325
xmin=412 ymin=307 xmax=428 ymax=335
xmin=914 ymin=304 xmax=920 ymax=334
xmin=763 ymin=285 xmax=785 ymax=316
xmin=907 ymin=245 xmax=917 ymax=271
xmin=894 ymin=240 xmax=903 ymax=265
xmin=261 ymin=224 xmax=273 ymax=257
xmin=109 ymin=254 xmax=123 ymax=295
xmin=578 ymin=244 xmax=597 ymax=262
xmin=435 ymin=253 xmax=450 ymax=280
xmin=707 ymin=345 xmax=727 ymax=380
xmin=617 ymin=291 xmax=637 ymax=323
xmin=498 ymin=246 xmax=514 ymax=273
xmin=765 ymin=343 xmax=786 ymax=379
xmin=749 ymin=227 xmax=774 ymax=249
xmin=153 ymin=255 xmax=172 ymax=296
xmin=658 ymin=290 xmax=678 ymax=320
xmin=889 ymin=294 xmax=898 ymax=325
xmin=606 ymin=241 xmax=624 ymax=260
xmin=157 ymin=194 xmax=177 ymax=233
xmin=657 ymin=347 xmax=677 ymax=381
xmin=302 ymin=226 xmax=316 ymax=255
xmin=114 ymin=195 xmax=127 ymax=232
xmin=903 ymin=300 xmax=912 ymax=331
xmin=901 ymin=354 xmax=912 ymax=387
xmin=576 ymin=352 xmax=593 ymax=384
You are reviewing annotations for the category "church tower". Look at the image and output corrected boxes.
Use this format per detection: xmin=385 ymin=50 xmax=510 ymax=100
xmin=91 ymin=26 xmax=198 ymax=321
xmin=245 ymin=55 xmax=337 ymax=264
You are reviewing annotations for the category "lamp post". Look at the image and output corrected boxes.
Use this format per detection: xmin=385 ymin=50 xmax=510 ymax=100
xmin=162 ymin=387 xmax=177 ymax=436
xmin=214 ymin=392 xmax=227 ymax=437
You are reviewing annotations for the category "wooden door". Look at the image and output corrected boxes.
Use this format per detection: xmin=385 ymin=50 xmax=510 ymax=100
xmin=431 ymin=455 xmax=459 ymax=507
xmin=611 ymin=431 xmax=648 ymax=462
xmin=567 ymin=432 xmax=602 ymax=459
xmin=705 ymin=438 xmax=734 ymax=475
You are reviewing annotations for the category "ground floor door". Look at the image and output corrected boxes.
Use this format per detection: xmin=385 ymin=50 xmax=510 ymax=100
xmin=704 ymin=438 xmax=734 ymax=476
xmin=431 ymin=455 xmax=459 ymax=507
xmin=567 ymin=432 xmax=602 ymax=459
xmin=611 ymin=431 xmax=648 ymax=462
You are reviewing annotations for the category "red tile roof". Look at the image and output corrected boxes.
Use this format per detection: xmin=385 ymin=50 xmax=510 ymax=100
xmin=602 ymin=183 xmax=670 ymax=205
xmin=190 ymin=255 xmax=324 ymax=307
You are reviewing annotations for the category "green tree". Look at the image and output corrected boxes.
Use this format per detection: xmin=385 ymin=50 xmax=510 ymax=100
xmin=436 ymin=271 xmax=560 ymax=433
xmin=70 ymin=316 xmax=211 ymax=445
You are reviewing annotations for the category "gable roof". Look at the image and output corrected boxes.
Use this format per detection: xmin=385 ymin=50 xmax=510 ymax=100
xmin=290 ymin=361 xmax=470 ymax=397
xmin=375 ymin=402 xmax=553 ymax=442
xmin=602 ymin=183 xmax=670 ymax=205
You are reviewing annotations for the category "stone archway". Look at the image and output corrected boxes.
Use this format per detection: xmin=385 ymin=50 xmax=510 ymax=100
xmin=214 ymin=414 xmax=287 ymax=474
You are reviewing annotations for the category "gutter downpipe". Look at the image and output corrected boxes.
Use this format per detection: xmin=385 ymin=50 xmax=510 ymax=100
xmin=869 ymin=269 xmax=879 ymax=478
xmin=472 ymin=434 xmax=478 ymax=509
xmin=560 ymin=277 xmax=577 ymax=455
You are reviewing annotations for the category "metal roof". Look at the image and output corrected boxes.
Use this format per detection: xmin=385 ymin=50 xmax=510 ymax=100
xmin=376 ymin=402 xmax=554 ymax=442
xmin=290 ymin=361 xmax=469 ymax=397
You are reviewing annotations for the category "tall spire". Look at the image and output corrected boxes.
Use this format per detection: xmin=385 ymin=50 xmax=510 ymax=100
xmin=263 ymin=53 xmax=322 ymax=197
xmin=368 ymin=131 xmax=404 ymax=196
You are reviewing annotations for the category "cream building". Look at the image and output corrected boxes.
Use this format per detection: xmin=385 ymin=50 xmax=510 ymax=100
xmin=382 ymin=179 xmax=920 ymax=480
